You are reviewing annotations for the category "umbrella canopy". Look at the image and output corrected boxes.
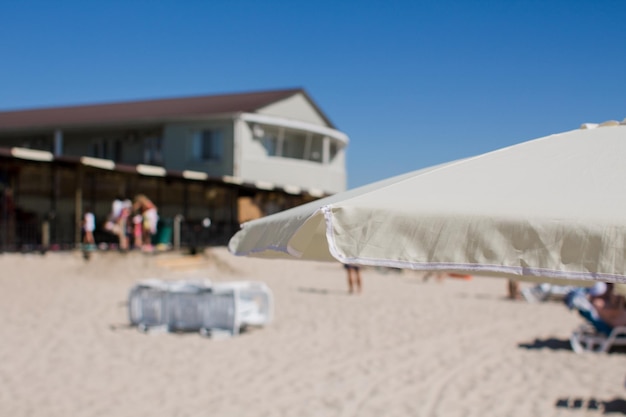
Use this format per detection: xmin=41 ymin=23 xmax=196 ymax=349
xmin=229 ymin=122 xmax=626 ymax=284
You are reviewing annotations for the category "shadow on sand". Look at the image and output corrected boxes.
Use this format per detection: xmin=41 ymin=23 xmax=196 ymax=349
xmin=518 ymin=337 xmax=573 ymax=351
xmin=297 ymin=287 xmax=350 ymax=296
xmin=556 ymin=397 xmax=626 ymax=414
xmin=519 ymin=337 xmax=626 ymax=354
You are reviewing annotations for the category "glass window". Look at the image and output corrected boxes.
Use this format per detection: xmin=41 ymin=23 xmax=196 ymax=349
xmin=251 ymin=123 xmax=334 ymax=164
xmin=114 ymin=140 xmax=123 ymax=162
xmin=92 ymin=137 xmax=126 ymax=162
xmin=307 ymin=134 xmax=323 ymax=162
xmin=143 ymin=136 xmax=162 ymax=165
xmin=282 ymin=130 xmax=307 ymax=160
xmin=92 ymin=138 xmax=108 ymax=159
xmin=329 ymin=140 xmax=339 ymax=162
xmin=261 ymin=128 xmax=280 ymax=156
xmin=193 ymin=129 xmax=223 ymax=161
xmin=252 ymin=124 xmax=280 ymax=157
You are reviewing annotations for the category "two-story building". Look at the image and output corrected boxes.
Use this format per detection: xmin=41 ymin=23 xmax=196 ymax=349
xmin=0 ymin=88 xmax=349 ymax=251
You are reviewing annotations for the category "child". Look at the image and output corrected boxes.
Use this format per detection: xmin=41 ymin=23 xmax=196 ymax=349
xmin=82 ymin=208 xmax=96 ymax=248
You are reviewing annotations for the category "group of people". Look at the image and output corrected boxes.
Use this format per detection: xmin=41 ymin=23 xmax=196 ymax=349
xmin=106 ymin=194 xmax=159 ymax=252
xmin=82 ymin=194 xmax=159 ymax=253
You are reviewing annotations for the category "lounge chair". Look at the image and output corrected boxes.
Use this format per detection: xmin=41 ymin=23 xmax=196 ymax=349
xmin=128 ymin=279 xmax=173 ymax=331
xmin=570 ymin=323 xmax=626 ymax=354
xmin=522 ymin=283 xmax=577 ymax=303
xmin=205 ymin=281 xmax=273 ymax=335
xmin=565 ymin=289 xmax=626 ymax=353
xmin=128 ymin=279 xmax=272 ymax=337
xmin=166 ymin=280 xmax=213 ymax=332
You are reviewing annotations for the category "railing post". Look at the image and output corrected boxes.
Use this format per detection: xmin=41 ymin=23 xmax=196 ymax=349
xmin=41 ymin=220 xmax=50 ymax=253
xmin=173 ymin=214 xmax=184 ymax=251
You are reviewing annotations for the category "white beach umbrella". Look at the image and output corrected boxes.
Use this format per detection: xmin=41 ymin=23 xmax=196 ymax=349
xmin=229 ymin=121 xmax=626 ymax=284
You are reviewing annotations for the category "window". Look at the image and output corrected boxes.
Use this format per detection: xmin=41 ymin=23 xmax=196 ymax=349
xmin=261 ymin=133 xmax=279 ymax=156
xmin=253 ymin=124 xmax=280 ymax=156
xmin=282 ymin=131 xmax=307 ymax=160
xmin=329 ymin=140 xmax=339 ymax=162
xmin=143 ymin=136 xmax=162 ymax=165
xmin=251 ymin=123 xmax=339 ymax=164
xmin=306 ymin=134 xmax=323 ymax=162
xmin=114 ymin=140 xmax=123 ymax=161
xmin=193 ymin=129 xmax=223 ymax=161
xmin=21 ymin=135 xmax=49 ymax=151
xmin=92 ymin=137 xmax=125 ymax=161
xmin=92 ymin=138 xmax=108 ymax=159
xmin=282 ymin=131 xmax=325 ymax=163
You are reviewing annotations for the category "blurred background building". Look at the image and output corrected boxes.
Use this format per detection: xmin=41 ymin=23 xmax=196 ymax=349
xmin=0 ymin=88 xmax=349 ymax=251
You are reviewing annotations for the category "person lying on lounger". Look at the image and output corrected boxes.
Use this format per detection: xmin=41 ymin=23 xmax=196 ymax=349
xmin=566 ymin=282 xmax=626 ymax=331
xmin=590 ymin=283 xmax=626 ymax=327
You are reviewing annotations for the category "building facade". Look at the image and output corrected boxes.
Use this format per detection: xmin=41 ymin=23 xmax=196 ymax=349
xmin=0 ymin=89 xmax=349 ymax=251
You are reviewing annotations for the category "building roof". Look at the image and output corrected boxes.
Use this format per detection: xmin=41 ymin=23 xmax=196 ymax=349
xmin=0 ymin=88 xmax=336 ymax=131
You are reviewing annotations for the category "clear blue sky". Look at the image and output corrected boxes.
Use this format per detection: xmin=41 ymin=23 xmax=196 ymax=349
xmin=1 ymin=1 xmax=625 ymax=189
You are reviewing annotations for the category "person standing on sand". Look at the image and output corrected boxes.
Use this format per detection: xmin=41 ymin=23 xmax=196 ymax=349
xmin=82 ymin=207 xmax=96 ymax=247
xmin=344 ymin=264 xmax=362 ymax=294
xmin=112 ymin=196 xmax=132 ymax=251
xmin=132 ymin=213 xmax=143 ymax=249
xmin=507 ymin=279 xmax=520 ymax=300
xmin=133 ymin=194 xmax=159 ymax=252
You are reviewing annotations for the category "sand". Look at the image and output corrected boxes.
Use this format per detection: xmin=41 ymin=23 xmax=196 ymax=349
xmin=0 ymin=248 xmax=624 ymax=417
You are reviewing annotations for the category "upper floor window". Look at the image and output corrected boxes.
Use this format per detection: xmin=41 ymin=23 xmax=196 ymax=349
xmin=92 ymin=139 xmax=107 ymax=159
xmin=251 ymin=123 xmax=343 ymax=164
xmin=92 ymin=137 xmax=123 ymax=161
xmin=282 ymin=131 xmax=307 ymax=160
xmin=261 ymin=133 xmax=279 ymax=157
xmin=275 ymin=130 xmax=327 ymax=163
xmin=193 ymin=129 xmax=223 ymax=161
xmin=329 ymin=141 xmax=338 ymax=162
xmin=144 ymin=136 xmax=162 ymax=165
xmin=20 ymin=135 xmax=50 ymax=152
xmin=307 ymin=135 xmax=324 ymax=162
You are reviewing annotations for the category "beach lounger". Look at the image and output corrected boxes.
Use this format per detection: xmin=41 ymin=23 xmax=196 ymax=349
xmin=128 ymin=279 xmax=172 ymax=330
xmin=128 ymin=279 xmax=211 ymax=332
xmin=205 ymin=281 xmax=274 ymax=335
xmin=199 ymin=288 xmax=238 ymax=336
xmin=128 ymin=279 xmax=272 ymax=336
xmin=166 ymin=280 xmax=213 ymax=332
xmin=570 ymin=323 xmax=626 ymax=354
xmin=565 ymin=289 xmax=626 ymax=353
xmin=522 ymin=284 xmax=577 ymax=303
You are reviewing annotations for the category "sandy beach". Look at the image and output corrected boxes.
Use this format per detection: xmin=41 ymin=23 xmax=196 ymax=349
xmin=1 ymin=248 xmax=624 ymax=417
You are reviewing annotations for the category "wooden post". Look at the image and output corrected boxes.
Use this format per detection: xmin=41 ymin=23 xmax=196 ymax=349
xmin=74 ymin=166 xmax=84 ymax=247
